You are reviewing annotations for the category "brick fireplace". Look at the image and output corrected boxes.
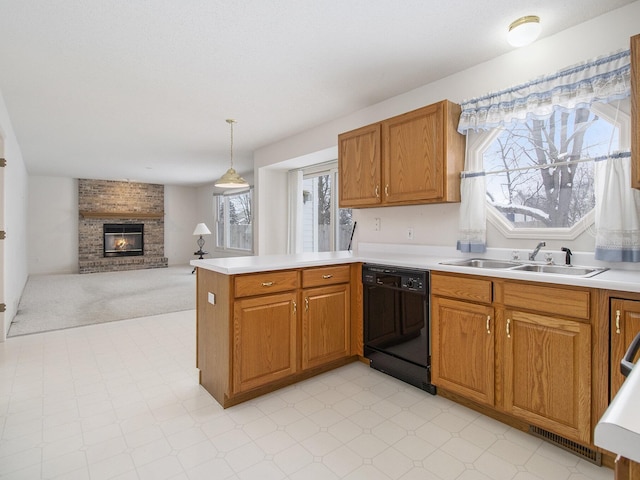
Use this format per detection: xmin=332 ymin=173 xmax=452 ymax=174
xmin=78 ymin=179 xmax=168 ymax=273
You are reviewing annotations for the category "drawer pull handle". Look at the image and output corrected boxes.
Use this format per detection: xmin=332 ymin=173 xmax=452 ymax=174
xmin=261 ymin=281 xmax=274 ymax=287
xmin=322 ymin=274 xmax=333 ymax=279
xmin=385 ymin=184 xmax=389 ymax=196
xmin=486 ymin=315 xmax=491 ymax=335
xmin=375 ymin=185 xmax=380 ymax=198
xmin=506 ymin=318 xmax=511 ymax=338
xmin=305 ymin=297 xmax=309 ymax=311
xmin=616 ymin=309 xmax=621 ymax=334
xmin=293 ymin=301 xmax=297 ymax=315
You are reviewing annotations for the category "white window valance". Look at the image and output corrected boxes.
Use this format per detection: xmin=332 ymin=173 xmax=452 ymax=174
xmin=458 ymin=49 xmax=631 ymax=134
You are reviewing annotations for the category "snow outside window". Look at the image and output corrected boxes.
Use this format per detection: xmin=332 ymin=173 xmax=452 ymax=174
xmin=479 ymin=100 xmax=629 ymax=239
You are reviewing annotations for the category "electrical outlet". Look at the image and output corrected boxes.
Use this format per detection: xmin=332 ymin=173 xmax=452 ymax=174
xmin=407 ymin=228 xmax=414 ymax=240
xmin=374 ymin=218 xmax=380 ymax=231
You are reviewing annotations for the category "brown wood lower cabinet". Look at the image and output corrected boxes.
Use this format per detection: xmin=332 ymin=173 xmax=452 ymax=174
xmin=302 ymin=284 xmax=350 ymax=370
xmin=431 ymin=296 xmax=495 ymax=406
xmin=616 ymin=455 xmax=640 ymax=480
xmin=502 ymin=309 xmax=591 ymax=444
xmin=431 ymin=272 xmax=593 ymax=445
xmin=610 ymin=298 xmax=640 ymax=399
xmin=233 ymin=292 xmax=298 ymax=393
xmin=197 ymin=264 xmax=358 ymax=408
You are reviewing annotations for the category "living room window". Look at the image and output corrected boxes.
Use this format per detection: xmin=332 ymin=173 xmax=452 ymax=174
xmin=214 ymin=188 xmax=253 ymax=252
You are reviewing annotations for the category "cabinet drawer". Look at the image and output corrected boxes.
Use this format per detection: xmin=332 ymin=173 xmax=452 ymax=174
xmin=501 ymin=282 xmax=590 ymax=320
xmin=431 ymin=273 xmax=492 ymax=304
xmin=234 ymin=270 xmax=299 ymax=298
xmin=302 ymin=265 xmax=351 ymax=288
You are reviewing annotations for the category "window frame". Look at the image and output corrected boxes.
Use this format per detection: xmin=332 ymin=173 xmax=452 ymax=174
xmin=478 ymin=101 xmax=630 ymax=240
xmin=214 ymin=187 xmax=254 ymax=254
xmin=291 ymin=161 xmax=353 ymax=253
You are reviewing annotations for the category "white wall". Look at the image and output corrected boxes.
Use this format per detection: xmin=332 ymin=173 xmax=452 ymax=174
xmin=0 ymin=90 xmax=29 ymax=340
xmin=28 ymin=176 xmax=78 ymax=274
xmin=254 ymin=1 xmax=640 ymax=256
xmin=164 ymin=185 xmax=200 ymax=266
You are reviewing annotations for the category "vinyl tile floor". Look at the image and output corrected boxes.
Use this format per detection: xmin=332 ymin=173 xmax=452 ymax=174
xmin=0 ymin=310 xmax=613 ymax=480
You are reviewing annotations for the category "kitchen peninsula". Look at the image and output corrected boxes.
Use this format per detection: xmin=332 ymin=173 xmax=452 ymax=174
xmin=192 ymin=251 xmax=362 ymax=409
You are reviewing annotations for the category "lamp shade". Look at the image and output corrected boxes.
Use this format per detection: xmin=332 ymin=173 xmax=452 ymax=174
xmin=193 ymin=223 xmax=211 ymax=236
xmin=507 ymin=15 xmax=541 ymax=47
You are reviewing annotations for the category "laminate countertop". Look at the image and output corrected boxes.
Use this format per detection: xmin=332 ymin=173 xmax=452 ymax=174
xmin=191 ymin=243 xmax=640 ymax=294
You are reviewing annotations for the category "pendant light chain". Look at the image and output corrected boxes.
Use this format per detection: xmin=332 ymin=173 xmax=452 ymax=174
xmin=227 ymin=119 xmax=235 ymax=169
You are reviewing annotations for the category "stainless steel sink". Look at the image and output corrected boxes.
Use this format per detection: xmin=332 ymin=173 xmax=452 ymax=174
xmin=440 ymin=258 xmax=521 ymax=269
xmin=511 ymin=263 xmax=608 ymax=277
xmin=439 ymin=258 xmax=608 ymax=278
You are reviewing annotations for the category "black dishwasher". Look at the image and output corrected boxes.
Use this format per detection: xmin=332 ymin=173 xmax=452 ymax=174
xmin=362 ymin=264 xmax=436 ymax=394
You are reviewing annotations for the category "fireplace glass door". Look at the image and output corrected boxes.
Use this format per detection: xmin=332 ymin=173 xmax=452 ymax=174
xmin=103 ymin=224 xmax=144 ymax=257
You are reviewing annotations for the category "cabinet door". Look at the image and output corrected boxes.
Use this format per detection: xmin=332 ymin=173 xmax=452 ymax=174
xmin=431 ymin=296 xmax=495 ymax=406
xmin=338 ymin=123 xmax=381 ymax=207
xmin=503 ymin=309 xmax=591 ymax=444
xmin=610 ymin=298 xmax=640 ymax=399
xmin=233 ymin=292 xmax=297 ymax=393
xmin=302 ymin=284 xmax=350 ymax=370
xmin=631 ymin=34 xmax=640 ymax=189
xmin=382 ymin=102 xmax=443 ymax=204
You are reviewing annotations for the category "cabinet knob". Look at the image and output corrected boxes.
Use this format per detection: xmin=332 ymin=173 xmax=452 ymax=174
xmin=616 ymin=309 xmax=621 ymax=334
xmin=261 ymin=281 xmax=274 ymax=287
xmin=506 ymin=318 xmax=511 ymax=338
xmin=486 ymin=315 xmax=491 ymax=335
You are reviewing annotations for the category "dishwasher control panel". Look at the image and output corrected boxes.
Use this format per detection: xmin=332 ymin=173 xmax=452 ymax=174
xmin=362 ymin=264 xmax=428 ymax=294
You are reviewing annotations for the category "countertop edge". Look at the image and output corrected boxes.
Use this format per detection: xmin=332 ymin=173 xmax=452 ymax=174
xmin=191 ymin=251 xmax=640 ymax=294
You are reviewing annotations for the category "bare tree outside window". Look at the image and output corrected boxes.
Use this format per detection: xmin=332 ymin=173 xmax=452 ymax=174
xmin=483 ymin=106 xmax=618 ymax=229
xmin=215 ymin=190 xmax=253 ymax=251
xmin=302 ymin=170 xmax=353 ymax=252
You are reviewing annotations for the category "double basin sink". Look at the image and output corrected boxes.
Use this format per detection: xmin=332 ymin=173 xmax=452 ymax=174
xmin=440 ymin=258 xmax=608 ymax=278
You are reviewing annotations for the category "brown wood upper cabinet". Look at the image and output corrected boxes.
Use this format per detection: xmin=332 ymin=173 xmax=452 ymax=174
xmin=631 ymin=34 xmax=640 ymax=189
xmin=338 ymin=100 xmax=465 ymax=208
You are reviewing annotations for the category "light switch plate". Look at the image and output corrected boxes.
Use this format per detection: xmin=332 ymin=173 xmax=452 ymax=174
xmin=208 ymin=292 xmax=215 ymax=305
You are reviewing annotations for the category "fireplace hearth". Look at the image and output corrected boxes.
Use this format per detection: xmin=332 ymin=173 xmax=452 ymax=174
xmin=104 ymin=224 xmax=144 ymax=257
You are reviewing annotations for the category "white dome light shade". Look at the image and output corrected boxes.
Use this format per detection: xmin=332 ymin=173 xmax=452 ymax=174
xmin=507 ymin=15 xmax=541 ymax=47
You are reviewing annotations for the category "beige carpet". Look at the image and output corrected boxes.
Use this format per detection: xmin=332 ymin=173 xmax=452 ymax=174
xmin=8 ymin=265 xmax=196 ymax=336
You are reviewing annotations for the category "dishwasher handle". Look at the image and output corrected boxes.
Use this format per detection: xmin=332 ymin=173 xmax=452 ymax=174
xmin=620 ymin=330 xmax=640 ymax=378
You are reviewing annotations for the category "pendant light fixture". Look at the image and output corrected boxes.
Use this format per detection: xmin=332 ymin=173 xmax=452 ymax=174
xmin=215 ymin=119 xmax=249 ymax=188
xmin=507 ymin=15 xmax=541 ymax=47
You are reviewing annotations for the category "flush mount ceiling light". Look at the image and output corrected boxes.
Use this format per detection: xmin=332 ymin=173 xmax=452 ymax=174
xmin=507 ymin=15 xmax=541 ymax=47
xmin=215 ymin=119 xmax=249 ymax=188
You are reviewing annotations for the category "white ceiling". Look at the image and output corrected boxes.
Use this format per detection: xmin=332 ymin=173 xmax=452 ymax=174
xmin=0 ymin=1 xmax=635 ymax=186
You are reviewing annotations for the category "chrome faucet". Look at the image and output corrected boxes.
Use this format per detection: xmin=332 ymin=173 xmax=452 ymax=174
xmin=528 ymin=241 xmax=546 ymax=261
